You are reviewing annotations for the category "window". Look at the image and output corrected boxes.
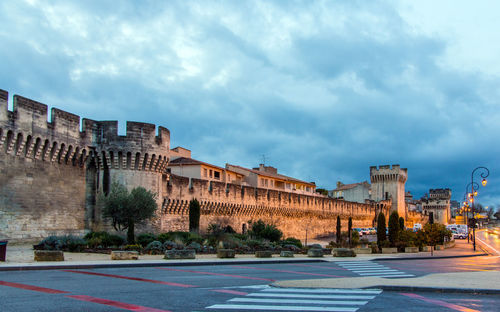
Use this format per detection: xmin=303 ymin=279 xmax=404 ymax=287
xmin=203 ymin=168 xmax=208 ymax=178
xmin=214 ymin=171 xmax=220 ymax=180
xmin=227 ymin=174 xmax=231 ymax=182
xmin=270 ymin=180 xmax=274 ymax=187
xmin=209 ymin=169 xmax=213 ymax=178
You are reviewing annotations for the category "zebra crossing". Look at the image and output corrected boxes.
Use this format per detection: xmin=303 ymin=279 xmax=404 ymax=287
xmin=336 ymin=261 xmax=415 ymax=278
xmin=206 ymin=287 xmax=382 ymax=311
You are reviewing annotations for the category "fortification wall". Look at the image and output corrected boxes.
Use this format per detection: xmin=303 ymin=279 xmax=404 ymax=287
xmin=160 ymin=174 xmax=391 ymax=239
xmin=0 ymin=89 xmax=170 ymax=241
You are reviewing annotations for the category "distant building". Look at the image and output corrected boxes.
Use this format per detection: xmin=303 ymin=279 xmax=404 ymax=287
xmin=168 ymin=156 xmax=244 ymax=185
xmin=329 ymin=181 xmax=371 ymax=203
xmin=422 ymin=188 xmax=452 ymax=224
xmin=226 ymin=164 xmax=317 ymax=195
xmin=405 ymin=191 xmax=422 ymax=212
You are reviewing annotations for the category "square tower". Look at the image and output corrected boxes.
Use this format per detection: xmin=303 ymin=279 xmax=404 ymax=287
xmin=370 ymin=165 xmax=408 ymax=218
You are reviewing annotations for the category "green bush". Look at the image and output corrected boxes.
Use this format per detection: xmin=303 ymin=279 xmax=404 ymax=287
xmin=137 ymin=233 xmax=157 ymax=247
xmin=248 ymin=220 xmax=283 ymax=242
xmin=35 ymin=235 xmax=86 ymax=252
xmin=144 ymin=241 xmax=163 ymax=255
xmin=281 ymin=237 xmax=303 ymax=248
xmin=157 ymin=231 xmax=202 ymax=245
xmin=84 ymin=231 xmax=124 ymax=248
xmin=123 ymin=244 xmax=142 ymax=252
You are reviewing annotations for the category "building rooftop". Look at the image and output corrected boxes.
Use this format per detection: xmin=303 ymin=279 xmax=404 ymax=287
xmin=226 ymin=164 xmax=316 ymax=187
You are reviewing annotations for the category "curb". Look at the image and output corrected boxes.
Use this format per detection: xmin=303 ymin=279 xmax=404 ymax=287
xmin=0 ymin=258 xmax=326 ymax=271
xmin=373 ymin=253 xmax=488 ymax=261
xmin=270 ymin=283 xmax=500 ymax=295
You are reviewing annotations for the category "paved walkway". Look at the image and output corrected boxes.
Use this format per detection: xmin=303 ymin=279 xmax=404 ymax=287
xmin=1 ymin=239 xmax=498 ymax=294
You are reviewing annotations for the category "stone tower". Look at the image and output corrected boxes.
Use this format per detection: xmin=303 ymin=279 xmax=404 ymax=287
xmin=370 ymin=165 xmax=408 ymax=218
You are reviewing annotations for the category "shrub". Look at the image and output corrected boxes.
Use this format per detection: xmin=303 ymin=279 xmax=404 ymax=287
xmin=388 ymin=211 xmax=400 ymax=247
xmin=380 ymin=240 xmax=391 ymax=248
xmin=187 ymin=242 xmax=202 ymax=252
xmin=248 ymin=220 xmax=283 ymax=242
xmin=84 ymin=231 xmax=124 ymax=248
xmin=157 ymin=231 xmax=201 ymax=245
xmin=399 ymin=217 xmax=405 ymax=230
xmin=163 ymin=240 xmax=184 ymax=250
xmin=123 ymin=244 xmax=142 ymax=252
xmin=281 ymin=237 xmax=303 ymax=248
xmin=35 ymin=235 xmax=86 ymax=252
xmin=137 ymin=233 xmax=157 ymax=247
xmin=144 ymin=241 xmax=164 ymax=255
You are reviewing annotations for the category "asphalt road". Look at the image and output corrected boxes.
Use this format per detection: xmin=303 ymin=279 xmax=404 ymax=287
xmin=476 ymin=228 xmax=500 ymax=255
xmin=1 ymin=258 xmax=498 ymax=311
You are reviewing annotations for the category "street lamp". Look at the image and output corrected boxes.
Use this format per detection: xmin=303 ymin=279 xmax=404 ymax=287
xmin=470 ymin=166 xmax=490 ymax=251
xmin=464 ymin=183 xmax=478 ymax=244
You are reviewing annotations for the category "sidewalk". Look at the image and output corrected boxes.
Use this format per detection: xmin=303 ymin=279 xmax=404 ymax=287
xmin=1 ymin=240 xmax=497 ymax=294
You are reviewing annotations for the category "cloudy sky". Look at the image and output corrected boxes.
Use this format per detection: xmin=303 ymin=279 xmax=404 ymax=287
xmin=1 ymin=0 xmax=499 ymax=208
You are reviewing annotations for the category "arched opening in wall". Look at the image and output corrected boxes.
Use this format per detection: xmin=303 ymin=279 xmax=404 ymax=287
xmin=14 ymin=133 xmax=23 ymax=155
xmin=102 ymin=151 xmax=110 ymax=196
xmin=33 ymin=137 xmax=41 ymax=159
xmin=41 ymin=139 xmax=50 ymax=160
xmin=0 ymin=128 xmax=3 ymax=145
xmin=126 ymin=152 xmax=132 ymax=169
xmin=49 ymin=142 xmax=58 ymax=161
xmin=267 ymin=191 xmax=270 ymax=201
xmin=118 ymin=151 xmax=123 ymax=169
xmin=57 ymin=143 xmax=65 ymax=164
xmin=72 ymin=147 xmax=80 ymax=166
xmin=142 ymin=153 xmax=149 ymax=170
xmin=109 ymin=150 xmax=114 ymax=169
xmin=4 ymin=131 xmax=13 ymax=154
xmin=254 ymin=188 xmax=258 ymax=199
xmin=241 ymin=187 xmax=244 ymax=198
xmin=209 ymin=181 xmax=213 ymax=192
xmin=65 ymin=145 xmax=73 ymax=164
xmin=242 ymin=223 xmax=247 ymax=234
xmin=289 ymin=193 xmax=291 ymax=203
xmin=134 ymin=152 xmax=140 ymax=170
xmin=149 ymin=154 xmax=156 ymax=171
xmin=23 ymin=135 xmax=32 ymax=157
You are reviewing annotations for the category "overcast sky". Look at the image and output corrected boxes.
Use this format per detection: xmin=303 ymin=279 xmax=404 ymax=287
xmin=1 ymin=0 xmax=499 ymax=208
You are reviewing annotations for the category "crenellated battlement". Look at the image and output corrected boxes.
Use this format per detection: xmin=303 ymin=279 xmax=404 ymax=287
xmin=0 ymin=89 xmax=170 ymax=171
xmin=370 ymin=164 xmax=407 ymax=183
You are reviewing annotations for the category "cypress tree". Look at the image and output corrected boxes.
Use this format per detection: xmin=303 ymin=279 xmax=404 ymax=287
xmin=388 ymin=211 xmax=400 ymax=246
xmin=399 ymin=216 xmax=405 ymax=231
xmin=348 ymin=217 xmax=353 ymax=247
xmin=377 ymin=212 xmax=387 ymax=248
xmin=189 ymin=198 xmax=201 ymax=233
xmin=336 ymin=216 xmax=341 ymax=245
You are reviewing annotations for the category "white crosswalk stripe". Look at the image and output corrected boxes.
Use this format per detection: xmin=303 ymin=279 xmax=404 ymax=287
xmin=206 ymin=287 xmax=382 ymax=311
xmin=336 ymin=261 xmax=414 ymax=278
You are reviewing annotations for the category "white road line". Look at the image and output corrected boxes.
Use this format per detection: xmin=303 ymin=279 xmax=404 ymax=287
xmin=207 ymin=304 xmax=359 ymax=311
xmin=352 ymin=269 xmax=399 ymax=273
xmin=246 ymin=293 xmax=375 ymax=300
xmin=358 ymin=272 xmax=409 ymax=276
xmin=378 ymin=274 xmax=415 ymax=278
xmin=229 ymin=298 xmax=368 ymax=305
xmin=261 ymin=288 xmax=382 ymax=294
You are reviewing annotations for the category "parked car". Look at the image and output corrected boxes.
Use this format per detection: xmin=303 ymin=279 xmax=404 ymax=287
xmin=453 ymin=232 xmax=467 ymax=239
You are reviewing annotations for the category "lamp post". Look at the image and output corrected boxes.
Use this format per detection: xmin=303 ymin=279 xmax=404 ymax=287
xmin=464 ymin=183 xmax=478 ymax=243
xmin=469 ymin=167 xmax=489 ymax=251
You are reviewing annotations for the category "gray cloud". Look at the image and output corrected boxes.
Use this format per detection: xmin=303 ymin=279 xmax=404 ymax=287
xmin=1 ymin=0 xmax=499 ymax=208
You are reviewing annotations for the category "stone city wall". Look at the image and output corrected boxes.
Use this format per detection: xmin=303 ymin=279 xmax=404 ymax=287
xmin=1 ymin=89 xmax=394 ymax=242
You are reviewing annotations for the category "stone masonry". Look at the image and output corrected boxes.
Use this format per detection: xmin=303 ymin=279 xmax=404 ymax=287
xmin=1 ymin=89 xmax=398 ymax=242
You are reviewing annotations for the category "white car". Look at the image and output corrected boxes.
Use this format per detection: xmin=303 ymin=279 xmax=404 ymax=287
xmin=453 ymin=233 xmax=467 ymax=239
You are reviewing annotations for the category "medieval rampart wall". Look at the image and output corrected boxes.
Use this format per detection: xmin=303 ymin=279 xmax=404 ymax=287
xmin=0 ymin=89 xmax=170 ymax=241
xmin=161 ymin=174 xmax=391 ymax=239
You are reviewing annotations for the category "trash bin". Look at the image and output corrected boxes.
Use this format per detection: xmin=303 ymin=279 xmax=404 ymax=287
xmin=0 ymin=240 xmax=8 ymax=261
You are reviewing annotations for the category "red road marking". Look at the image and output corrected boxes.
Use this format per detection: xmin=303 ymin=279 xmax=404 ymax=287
xmin=400 ymin=293 xmax=481 ymax=312
xmin=211 ymin=289 xmax=248 ymax=296
xmin=67 ymin=295 xmax=171 ymax=312
xmin=230 ymin=265 xmax=343 ymax=278
xmin=156 ymin=268 xmax=275 ymax=281
xmin=62 ymin=270 xmax=196 ymax=288
xmin=0 ymin=280 xmax=69 ymax=294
